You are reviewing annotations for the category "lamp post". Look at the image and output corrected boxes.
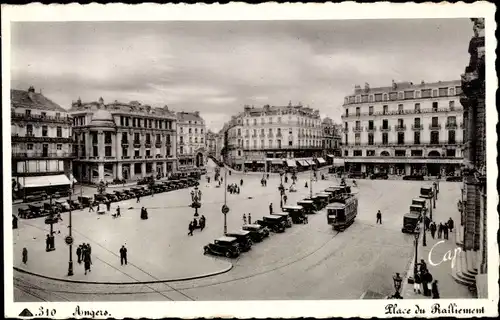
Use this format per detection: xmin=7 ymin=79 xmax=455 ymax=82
xmin=309 ymin=164 xmax=313 ymax=198
xmin=222 ymin=168 xmax=228 ymax=235
xmin=413 ymin=231 xmax=420 ymax=278
xmin=67 ymin=189 xmax=74 ymax=276
xmin=391 ymin=273 xmax=403 ymax=299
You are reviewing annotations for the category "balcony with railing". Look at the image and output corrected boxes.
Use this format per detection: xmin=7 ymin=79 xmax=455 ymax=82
xmin=276 ymin=133 xmax=283 ymax=138
xmin=104 ymin=156 xmax=116 ymax=160
xmin=122 ymin=156 xmax=131 ymax=159
xmin=133 ymin=141 xmax=141 ymax=148
xmin=12 ymin=152 xmax=76 ymax=159
xmin=411 ymin=124 xmax=423 ymax=131
xmin=341 ymin=106 xmax=464 ymax=119
xmin=11 ymin=112 xmax=72 ymax=124
xmin=145 ymin=155 xmax=153 ymax=159
xmin=429 ymin=124 xmax=442 ymax=130
xmin=379 ymin=126 xmax=391 ymax=132
xmin=365 ymin=126 xmax=377 ymax=132
xmin=155 ymin=154 xmax=163 ymax=159
xmin=145 ymin=142 xmax=152 ymax=148
xmin=352 ymin=127 xmax=363 ymax=133
xmin=12 ymin=135 xmax=73 ymax=143
xmin=133 ymin=155 xmax=143 ymax=159
xmin=242 ymin=145 xmax=322 ymax=151
xmin=445 ymin=123 xmax=458 ymax=130
xmin=344 ymin=141 xmax=461 ymax=148
xmin=121 ymin=139 xmax=129 ymax=145
xmin=394 ymin=125 xmax=407 ymax=132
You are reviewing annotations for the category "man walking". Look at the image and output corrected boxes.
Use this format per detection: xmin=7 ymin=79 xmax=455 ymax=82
xmin=106 ymin=201 xmax=111 ymax=212
xmin=376 ymin=210 xmax=382 ymax=224
xmin=443 ymin=223 xmax=449 ymax=240
xmin=283 ymin=194 xmax=288 ymax=205
xmin=200 ymin=215 xmax=206 ymax=231
xmin=120 ymin=245 xmax=128 ymax=265
xmin=76 ymin=245 xmax=82 ymax=264
xmin=22 ymin=248 xmax=28 ymax=264
xmin=269 ymin=203 xmax=273 ymax=215
xmin=136 ymin=194 xmax=141 ymax=203
xmin=243 ymin=214 xmax=247 ymax=225
xmin=188 ymin=222 xmax=194 ymax=236
xmin=431 ymin=280 xmax=440 ymax=299
xmin=430 ymin=222 xmax=437 ymax=239
xmin=437 ymin=222 xmax=443 ymax=239
xmin=248 ymin=213 xmax=252 ymax=224
xmin=447 ymin=217 xmax=454 ymax=232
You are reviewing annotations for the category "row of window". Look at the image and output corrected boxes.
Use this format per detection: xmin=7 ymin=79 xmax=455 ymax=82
xmin=24 ymin=109 xmax=62 ymax=118
xmin=179 ymin=127 xmax=204 ymax=134
xmin=118 ymin=116 xmax=174 ymax=130
xmin=235 ymin=128 xmax=321 ymax=137
xmin=345 ymin=86 xmax=462 ymax=104
xmin=23 ymin=125 xmax=65 ymax=137
xmin=235 ymin=139 xmax=322 ymax=148
xmin=16 ymin=160 xmax=65 ymax=173
xmin=86 ymin=146 xmax=173 ymax=158
xmin=179 ymin=136 xmax=204 ymax=144
xmin=81 ymin=132 xmax=173 ymax=145
xmin=239 ymin=115 xmax=321 ymax=127
xmin=23 ymin=143 xmax=64 ymax=151
xmin=345 ymin=131 xmax=459 ymax=145
xmin=345 ymin=149 xmax=457 ymax=157
xmin=346 ymin=116 xmax=459 ymax=130
xmin=345 ymin=101 xmax=456 ymax=117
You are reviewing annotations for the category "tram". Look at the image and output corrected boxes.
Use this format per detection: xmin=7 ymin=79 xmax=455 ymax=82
xmin=326 ymin=193 xmax=358 ymax=231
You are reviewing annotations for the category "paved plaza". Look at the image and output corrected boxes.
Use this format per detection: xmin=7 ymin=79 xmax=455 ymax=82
xmin=13 ymin=160 xmax=464 ymax=301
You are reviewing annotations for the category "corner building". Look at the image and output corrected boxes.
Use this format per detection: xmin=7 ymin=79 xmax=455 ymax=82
xmin=341 ymin=80 xmax=464 ymax=176
xmin=225 ymin=103 xmax=325 ymax=172
xmin=176 ymin=111 xmax=206 ymax=169
xmin=69 ymin=98 xmax=177 ymax=183
xmin=11 ymin=86 xmax=74 ymax=198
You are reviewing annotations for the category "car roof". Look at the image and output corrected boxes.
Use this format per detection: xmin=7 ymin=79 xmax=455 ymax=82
xmin=316 ymin=193 xmax=330 ymax=197
xmin=264 ymin=215 xmax=281 ymax=219
xmin=412 ymin=198 xmax=426 ymax=203
xmin=297 ymin=200 xmax=313 ymax=204
xmin=227 ymin=230 xmax=250 ymax=236
xmin=326 ymin=203 xmax=345 ymax=209
xmin=272 ymin=212 xmax=288 ymax=216
xmin=404 ymin=212 xmax=421 ymax=218
xmin=243 ymin=224 xmax=261 ymax=228
xmin=283 ymin=205 xmax=303 ymax=210
xmin=216 ymin=236 xmax=238 ymax=242
xmin=410 ymin=205 xmax=423 ymax=209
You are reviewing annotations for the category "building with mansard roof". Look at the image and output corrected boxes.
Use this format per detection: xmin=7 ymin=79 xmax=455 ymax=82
xmin=175 ymin=111 xmax=207 ymax=169
xmin=11 ymin=86 xmax=75 ymax=199
xmin=341 ymin=79 xmax=464 ymax=177
xmin=69 ymin=97 xmax=177 ymax=183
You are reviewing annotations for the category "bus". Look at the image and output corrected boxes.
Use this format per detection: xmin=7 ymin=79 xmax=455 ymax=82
xmin=326 ymin=193 xmax=358 ymax=231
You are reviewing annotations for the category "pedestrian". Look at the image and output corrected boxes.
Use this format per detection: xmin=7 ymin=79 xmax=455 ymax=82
xmin=84 ymin=255 xmax=91 ymax=275
xmin=376 ymin=210 xmax=382 ymax=224
xmin=422 ymin=270 xmax=433 ymax=297
xmin=418 ymin=259 xmax=427 ymax=273
xmin=267 ymin=173 xmax=269 ymax=179
xmin=106 ymin=201 xmax=111 ymax=212
xmin=87 ymin=243 xmax=92 ymax=264
xmin=438 ymin=223 xmax=443 ymax=239
xmin=207 ymin=176 xmax=211 ymax=183
xmin=248 ymin=213 xmax=252 ymax=224
xmin=136 ymin=195 xmax=140 ymax=203
xmin=305 ymin=181 xmax=308 ymax=188
xmin=200 ymin=215 xmax=206 ymax=231
xmin=283 ymin=194 xmax=288 ymax=204
xmin=280 ymin=199 xmax=283 ymax=209
xmin=119 ymin=245 xmax=128 ymax=265
xmin=22 ymin=248 xmax=28 ymax=264
xmin=284 ymin=176 xmax=288 ymax=183
xmin=443 ymin=223 xmax=449 ymax=240
xmin=76 ymin=245 xmax=82 ymax=264
xmin=243 ymin=214 xmax=247 ymax=225
xmin=89 ymin=201 xmax=94 ymax=212
xmin=424 ymin=216 xmax=431 ymax=230
xmin=116 ymin=206 xmax=121 ymax=217
xmin=240 ymin=179 xmax=243 ymax=186
xmin=413 ymin=271 xmax=422 ymax=294
xmin=269 ymin=203 xmax=273 ymax=214
xmin=188 ymin=222 xmax=194 ymax=236
xmin=430 ymin=222 xmax=437 ymax=239
xmin=45 ymin=234 xmax=51 ymax=251
xmin=447 ymin=217 xmax=454 ymax=232
xmin=193 ymin=218 xmax=198 ymax=229
xmin=431 ymin=280 xmax=440 ymax=299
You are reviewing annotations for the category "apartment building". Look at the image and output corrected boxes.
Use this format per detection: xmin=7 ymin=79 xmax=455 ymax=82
xmin=176 ymin=111 xmax=206 ymax=169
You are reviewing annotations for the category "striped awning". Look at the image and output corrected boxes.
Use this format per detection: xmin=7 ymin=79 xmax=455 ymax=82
xmin=21 ymin=174 xmax=71 ymax=188
xmin=286 ymin=160 xmax=296 ymax=167
xmin=317 ymin=157 xmax=326 ymax=164
xmin=327 ymin=154 xmax=334 ymax=158
xmin=298 ymin=160 xmax=309 ymax=166
xmin=305 ymin=159 xmax=315 ymax=166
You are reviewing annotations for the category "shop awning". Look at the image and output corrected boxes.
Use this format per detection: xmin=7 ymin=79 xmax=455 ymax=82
xmin=298 ymin=160 xmax=309 ymax=166
xmin=70 ymin=174 xmax=77 ymax=184
xmin=244 ymin=160 xmax=253 ymax=164
xmin=317 ymin=157 xmax=326 ymax=164
xmin=271 ymin=159 xmax=284 ymax=165
xmin=21 ymin=174 xmax=71 ymax=188
xmin=286 ymin=160 xmax=296 ymax=167
xmin=327 ymin=154 xmax=334 ymax=158
xmin=333 ymin=159 xmax=346 ymax=167
xmin=256 ymin=160 xmax=266 ymax=164
xmin=305 ymin=159 xmax=315 ymax=166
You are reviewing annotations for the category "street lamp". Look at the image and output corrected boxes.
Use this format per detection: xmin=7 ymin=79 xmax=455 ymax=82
xmin=191 ymin=186 xmax=201 ymax=217
xmin=413 ymin=231 xmax=420 ymax=277
xmin=391 ymin=273 xmax=403 ymax=299
xmin=67 ymin=189 xmax=74 ymax=276
xmin=222 ymin=168 xmax=229 ymax=235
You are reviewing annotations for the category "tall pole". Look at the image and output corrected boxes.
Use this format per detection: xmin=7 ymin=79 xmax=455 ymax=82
xmin=67 ymin=190 xmax=74 ymax=276
xmin=422 ymin=206 xmax=427 ymax=247
xmin=223 ymin=168 xmax=228 ymax=235
xmin=413 ymin=233 xmax=419 ymax=276
xmin=309 ymin=164 xmax=313 ymax=198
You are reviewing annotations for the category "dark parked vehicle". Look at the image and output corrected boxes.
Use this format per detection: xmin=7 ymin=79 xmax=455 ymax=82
xmin=102 ymin=192 xmax=119 ymax=202
xmin=370 ymin=172 xmax=389 ymax=180
xmin=43 ymin=202 xmax=61 ymax=214
xmin=68 ymin=199 xmax=83 ymax=210
xmin=24 ymin=191 xmax=48 ymax=203
xmin=28 ymin=204 xmax=48 ymax=217
xmin=203 ymin=236 xmax=241 ymax=258
xmin=78 ymin=196 xmax=93 ymax=207
xmin=403 ymin=174 xmax=425 ymax=181
xmin=130 ymin=188 xmax=144 ymax=197
xmin=113 ymin=190 xmax=127 ymax=200
xmin=94 ymin=193 xmax=110 ymax=203
xmin=18 ymin=207 xmax=32 ymax=219
xmin=282 ymin=205 xmax=307 ymax=224
xmin=123 ymin=189 xmax=136 ymax=198
xmin=225 ymin=230 xmax=253 ymax=252
xmin=296 ymin=200 xmax=315 ymax=214
xmin=348 ymin=171 xmax=366 ymax=179
xmin=54 ymin=199 xmax=71 ymax=212
xmin=242 ymin=224 xmax=270 ymax=242
xmin=402 ymin=212 xmax=421 ymax=234
xmin=256 ymin=215 xmax=286 ymax=233
xmin=446 ymin=176 xmax=463 ymax=182
xmin=271 ymin=212 xmax=293 ymax=228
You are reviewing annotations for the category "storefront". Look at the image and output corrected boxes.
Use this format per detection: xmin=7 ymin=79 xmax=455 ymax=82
xmin=285 ymin=159 xmax=297 ymax=172
xmin=268 ymin=159 xmax=285 ymax=173
xmin=316 ymin=157 xmax=327 ymax=167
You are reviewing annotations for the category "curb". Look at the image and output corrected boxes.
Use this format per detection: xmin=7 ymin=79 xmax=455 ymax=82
xmin=14 ymin=262 xmax=233 ymax=285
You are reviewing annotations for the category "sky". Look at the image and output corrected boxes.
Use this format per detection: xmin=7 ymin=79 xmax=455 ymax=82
xmin=11 ymin=19 xmax=473 ymax=132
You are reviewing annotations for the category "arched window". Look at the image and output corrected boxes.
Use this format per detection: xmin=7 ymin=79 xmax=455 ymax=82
xmin=380 ymin=151 xmax=390 ymax=156
xmin=428 ymin=150 xmax=441 ymax=157
xmin=383 ymin=93 xmax=388 ymax=101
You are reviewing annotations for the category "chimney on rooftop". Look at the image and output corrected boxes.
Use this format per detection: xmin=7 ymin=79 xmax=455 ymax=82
xmin=194 ymin=111 xmax=200 ymax=117
xmin=28 ymin=86 xmax=35 ymax=93
xmin=392 ymin=80 xmax=397 ymax=90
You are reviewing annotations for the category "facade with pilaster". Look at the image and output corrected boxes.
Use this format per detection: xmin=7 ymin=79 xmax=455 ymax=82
xmin=224 ymin=103 xmax=325 ymax=172
xmin=341 ymin=80 xmax=464 ymax=176
xmin=457 ymin=18 xmax=487 ymax=297
xmin=11 ymin=86 xmax=75 ymax=198
xmin=69 ymin=98 xmax=177 ymax=183
xmin=321 ymin=117 xmax=342 ymax=162
xmin=176 ymin=111 xmax=206 ymax=170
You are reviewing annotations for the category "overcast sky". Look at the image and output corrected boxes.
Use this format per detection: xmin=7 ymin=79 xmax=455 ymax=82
xmin=11 ymin=19 xmax=472 ymax=131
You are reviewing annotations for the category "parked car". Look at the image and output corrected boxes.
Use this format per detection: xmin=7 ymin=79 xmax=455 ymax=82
xmin=54 ymin=199 xmax=71 ymax=212
xmin=370 ymin=172 xmax=389 ymax=180
xmin=242 ymin=224 xmax=270 ymax=242
xmin=271 ymin=212 xmax=293 ymax=228
xmin=28 ymin=204 xmax=48 ymax=217
xmin=225 ymin=230 xmax=253 ymax=252
xmin=203 ymin=236 xmax=241 ymax=258
xmin=113 ymin=190 xmax=127 ymax=200
xmin=403 ymin=175 xmax=425 ymax=181
xmin=446 ymin=176 xmax=463 ymax=182
xmin=347 ymin=172 xmax=366 ymax=179
xmin=256 ymin=215 xmax=286 ymax=233
xmin=68 ymin=199 xmax=83 ymax=210
xmin=18 ymin=207 xmax=32 ymax=219
xmin=78 ymin=196 xmax=93 ymax=207
xmin=94 ymin=193 xmax=110 ymax=203
xmin=24 ymin=191 xmax=48 ymax=203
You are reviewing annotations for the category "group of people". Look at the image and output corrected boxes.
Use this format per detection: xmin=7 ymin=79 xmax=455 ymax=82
xmin=227 ymin=183 xmax=241 ymax=194
xmin=76 ymin=243 xmax=93 ymax=275
xmin=427 ymin=217 xmax=454 ymax=240
xmin=414 ymin=259 xmax=440 ymax=299
xmin=140 ymin=207 xmax=149 ymax=220
xmin=188 ymin=215 xmax=206 ymax=236
xmin=242 ymin=213 xmax=252 ymax=225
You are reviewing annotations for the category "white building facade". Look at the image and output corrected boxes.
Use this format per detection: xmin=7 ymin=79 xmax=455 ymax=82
xmin=341 ymin=80 xmax=464 ymax=176
xmin=176 ymin=111 xmax=206 ymax=169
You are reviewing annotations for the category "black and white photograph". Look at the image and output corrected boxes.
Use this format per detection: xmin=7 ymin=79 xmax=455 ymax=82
xmin=2 ymin=3 xmax=497 ymax=319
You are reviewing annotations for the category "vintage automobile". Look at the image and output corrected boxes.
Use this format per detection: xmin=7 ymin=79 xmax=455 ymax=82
xmin=43 ymin=202 xmax=61 ymax=214
xmin=282 ymin=205 xmax=307 ymax=224
xmin=17 ymin=206 xmax=32 ymax=219
xmin=225 ymin=230 xmax=253 ymax=252
xmin=130 ymin=188 xmax=144 ymax=197
xmin=303 ymin=196 xmax=324 ymax=211
xmin=203 ymin=236 xmax=241 ymax=258
xmin=403 ymin=174 xmax=425 ymax=181
xmin=28 ymin=204 xmax=48 ymax=217
xmin=402 ymin=212 xmax=422 ymax=233
xmin=24 ymin=191 xmax=48 ymax=203
xmin=242 ymin=224 xmax=270 ymax=241
xmin=271 ymin=212 xmax=293 ymax=228
xmin=412 ymin=198 xmax=427 ymax=211
xmin=256 ymin=215 xmax=286 ymax=233
xmin=102 ymin=192 xmax=119 ymax=202
xmin=297 ymin=200 xmax=315 ymax=215
xmin=326 ymin=194 xmax=359 ymax=232
xmin=315 ymin=193 xmax=332 ymax=206
xmin=409 ymin=204 xmax=425 ymax=216
xmin=113 ymin=190 xmax=127 ymax=200
xmin=94 ymin=193 xmax=110 ymax=204
xmin=68 ymin=199 xmax=83 ymax=210
xmin=370 ymin=172 xmax=389 ymax=180
xmin=78 ymin=196 xmax=93 ymax=208
xmin=123 ymin=189 xmax=136 ymax=198
xmin=348 ymin=171 xmax=366 ymax=179
xmin=54 ymin=199 xmax=71 ymax=212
